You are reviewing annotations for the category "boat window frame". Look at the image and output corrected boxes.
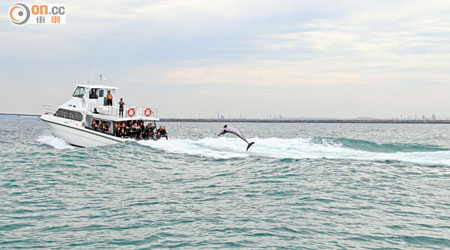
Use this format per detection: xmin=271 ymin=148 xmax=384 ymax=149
xmin=54 ymin=108 xmax=83 ymax=121
xmin=72 ymin=87 xmax=86 ymax=98
xmin=89 ymin=88 xmax=98 ymax=99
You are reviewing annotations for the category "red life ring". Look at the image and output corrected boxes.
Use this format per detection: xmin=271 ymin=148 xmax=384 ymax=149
xmin=127 ymin=108 xmax=135 ymax=117
xmin=144 ymin=108 xmax=152 ymax=117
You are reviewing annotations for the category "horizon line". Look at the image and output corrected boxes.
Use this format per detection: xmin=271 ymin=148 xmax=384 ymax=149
xmin=1 ymin=113 xmax=449 ymax=124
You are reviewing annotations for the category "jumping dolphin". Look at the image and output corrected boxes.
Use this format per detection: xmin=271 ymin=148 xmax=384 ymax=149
xmin=218 ymin=125 xmax=255 ymax=151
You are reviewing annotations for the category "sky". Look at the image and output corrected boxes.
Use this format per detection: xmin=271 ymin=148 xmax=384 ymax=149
xmin=1 ymin=0 xmax=450 ymax=118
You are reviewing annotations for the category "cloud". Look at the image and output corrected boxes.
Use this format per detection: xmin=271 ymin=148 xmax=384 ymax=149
xmin=124 ymin=49 xmax=450 ymax=89
xmin=265 ymin=17 xmax=450 ymax=54
xmin=1 ymin=0 xmax=450 ymax=117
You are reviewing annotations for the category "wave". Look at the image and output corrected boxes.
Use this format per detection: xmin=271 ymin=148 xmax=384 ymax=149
xmin=37 ymin=133 xmax=450 ymax=165
xmin=313 ymin=137 xmax=447 ymax=153
xmin=37 ymin=135 xmax=74 ymax=149
xmin=138 ymin=137 xmax=450 ymax=165
xmin=138 ymin=138 xmax=249 ymax=159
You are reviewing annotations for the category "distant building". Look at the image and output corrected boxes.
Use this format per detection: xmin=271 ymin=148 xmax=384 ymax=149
xmin=432 ymin=114 xmax=436 ymax=120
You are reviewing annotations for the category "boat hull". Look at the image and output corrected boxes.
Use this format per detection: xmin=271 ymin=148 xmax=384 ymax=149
xmin=40 ymin=114 xmax=124 ymax=147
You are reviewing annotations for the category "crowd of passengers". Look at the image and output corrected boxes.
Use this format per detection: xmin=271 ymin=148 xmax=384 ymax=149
xmin=91 ymin=119 xmax=110 ymax=133
xmin=92 ymin=119 xmax=167 ymax=140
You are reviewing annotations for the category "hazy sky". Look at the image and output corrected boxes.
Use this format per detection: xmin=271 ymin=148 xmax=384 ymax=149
xmin=1 ymin=0 xmax=450 ymax=118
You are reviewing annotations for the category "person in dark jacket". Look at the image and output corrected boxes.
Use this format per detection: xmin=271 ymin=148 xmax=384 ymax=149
xmin=118 ymin=98 xmax=124 ymax=117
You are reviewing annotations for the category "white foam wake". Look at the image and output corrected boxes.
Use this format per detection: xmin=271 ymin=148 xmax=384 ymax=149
xmin=138 ymin=138 xmax=249 ymax=159
xmin=37 ymin=135 xmax=74 ymax=149
xmin=139 ymin=137 xmax=450 ymax=165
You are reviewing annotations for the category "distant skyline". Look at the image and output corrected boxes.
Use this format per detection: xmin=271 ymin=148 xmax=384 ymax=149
xmin=1 ymin=0 xmax=450 ymax=118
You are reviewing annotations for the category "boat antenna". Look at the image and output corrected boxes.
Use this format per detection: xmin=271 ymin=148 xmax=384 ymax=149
xmin=89 ymin=57 xmax=92 ymax=82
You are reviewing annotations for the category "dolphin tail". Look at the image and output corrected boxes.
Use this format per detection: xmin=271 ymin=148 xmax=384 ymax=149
xmin=246 ymin=142 xmax=255 ymax=151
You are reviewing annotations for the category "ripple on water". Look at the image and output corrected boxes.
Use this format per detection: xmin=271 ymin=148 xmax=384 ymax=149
xmin=1 ymin=120 xmax=450 ymax=249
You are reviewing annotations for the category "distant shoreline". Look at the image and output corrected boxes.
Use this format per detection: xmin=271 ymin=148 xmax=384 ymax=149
xmin=0 ymin=113 xmax=41 ymax=117
xmin=160 ymin=118 xmax=450 ymax=124
xmin=2 ymin=113 xmax=450 ymax=124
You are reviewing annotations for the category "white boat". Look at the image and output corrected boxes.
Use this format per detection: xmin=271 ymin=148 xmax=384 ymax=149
xmin=40 ymin=81 xmax=163 ymax=147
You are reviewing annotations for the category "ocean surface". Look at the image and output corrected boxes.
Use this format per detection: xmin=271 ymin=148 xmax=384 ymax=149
xmin=1 ymin=116 xmax=450 ymax=249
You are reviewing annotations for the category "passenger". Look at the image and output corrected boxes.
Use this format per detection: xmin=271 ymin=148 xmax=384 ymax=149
xmin=114 ymin=123 xmax=120 ymax=136
xmin=123 ymin=122 xmax=129 ymax=137
xmin=106 ymin=91 xmax=113 ymax=106
xmin=157 ymin=125 xmax=161 ymax=136
xmin=118 ymin=98 xmax=124 ymax=117
xmin=135 ymin=122 xmax=142 ymax=140
xmin=142 ymin=124 xmax=149 ymax=140
xmin=129 ymin=121 xmax=137 ymax=138
xmin=151 ymin=124 xmax=156 ymax=137
xmin=120 ymin=122 xmax=126 ymax=138
xmin=134 ymin=121 xmax=142 ymax=139
xmin=92 ymin=120 xmax=99 ymax=130
xmin=139 ymin=121 xmax=144 ymax=138
xmin=89 ymin=89 xmax=97 ymax=99
xmin=145 ymin=123 xmax=155 ymax=140
xmin=157 ymin=125 xmax=166 ymax=139
xmin=120 ymin=122 xmax=126 ymax=137
xmin=161 ymin=126 xmax=167 ymax=137
xmin=103 ymin=123 xmax=109 ymax=133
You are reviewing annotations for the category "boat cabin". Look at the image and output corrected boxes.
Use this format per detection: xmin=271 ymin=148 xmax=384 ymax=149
xmin=56 ymin=84 xmax=157 ymax=121
xmin=70 ymin=84 xmax=118 ymax=109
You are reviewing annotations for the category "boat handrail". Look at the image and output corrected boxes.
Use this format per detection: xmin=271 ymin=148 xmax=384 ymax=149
xmin=63 ymin=112 xmax=75 ymax=121
xmin=42 ymin=105 xmax=56 ymax=115
xmin=87 ymin=103 xmax=158 ymax=119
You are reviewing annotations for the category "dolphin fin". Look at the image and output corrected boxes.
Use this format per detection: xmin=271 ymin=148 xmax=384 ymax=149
xmin=246 ymin=142 xmax=255 ymax=151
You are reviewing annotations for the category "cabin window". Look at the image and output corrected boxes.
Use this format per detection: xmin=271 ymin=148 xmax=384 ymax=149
xmin=72 ymin=87 xmax=86 ymax=98
xmin=99 ymin=90 xmax=104 ymax=97
xmin=89 ymin=89 xmax=98 ymax=99
xmin=55 ymin=109 xmax=83 ymax=121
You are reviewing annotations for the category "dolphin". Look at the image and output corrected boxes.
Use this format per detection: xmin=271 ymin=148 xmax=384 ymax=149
xmin=218 ymin=125 xmax=255 ymax=151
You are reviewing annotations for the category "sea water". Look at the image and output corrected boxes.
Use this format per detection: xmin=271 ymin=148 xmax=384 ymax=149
xmin=1 ymin=117 xmax=450 ymax=249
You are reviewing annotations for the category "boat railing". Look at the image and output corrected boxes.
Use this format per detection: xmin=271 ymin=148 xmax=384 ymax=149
xmin=60 ymin=111 xmax=76 ymax=121
xmin=43 ymin=105 xmax=56 ymax=115
xmin=43 ymin=105 xmax=80 ymax=121
xmin=87 ymin=103 xmax=158 ymax=119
